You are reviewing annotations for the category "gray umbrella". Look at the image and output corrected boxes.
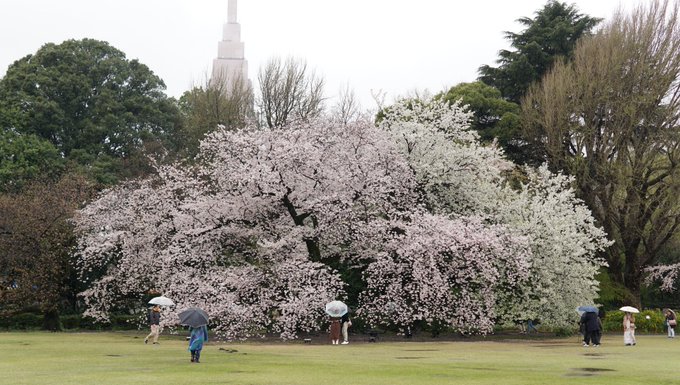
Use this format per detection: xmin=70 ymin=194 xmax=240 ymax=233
xmin=577 ymin=305 xmax=598 ymax=313
xmin=178 ymin=307 xmax=209 ymax=327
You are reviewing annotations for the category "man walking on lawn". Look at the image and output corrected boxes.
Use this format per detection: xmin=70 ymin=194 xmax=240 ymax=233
xmin=144 ymin=305 xmax=161 ymax=344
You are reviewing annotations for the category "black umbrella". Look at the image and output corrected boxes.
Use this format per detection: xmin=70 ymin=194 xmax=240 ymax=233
xmin=178 ymin=307 xmax=209 ymax=327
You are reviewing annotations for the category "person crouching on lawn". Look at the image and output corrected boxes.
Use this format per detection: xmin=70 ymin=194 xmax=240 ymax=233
xmin=189 ymin=325 xmax=209 ymax=363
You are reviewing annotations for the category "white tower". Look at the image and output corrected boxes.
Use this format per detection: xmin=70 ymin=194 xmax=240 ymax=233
xmin=211 ymin=0 xmax=250 ymax=92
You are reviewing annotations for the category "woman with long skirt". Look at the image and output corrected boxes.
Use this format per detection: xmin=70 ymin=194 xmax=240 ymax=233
xmin=623 ymin=312 xmax=636 ymax=346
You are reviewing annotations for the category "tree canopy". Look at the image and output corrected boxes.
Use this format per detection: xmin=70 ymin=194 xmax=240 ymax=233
xmin=438 ymin=81 xmax=524 ymax=163
xmin=74 ymin=98 xmax=608 ymax=338
xmin=256 ymin=56 xmax=325 ymax=128
xmin=479 ymin=0 xmax=601 ymax=103
xmin=0 ymin=38 xmax=181 ymax=183
xmin=177 ymin=73 xmax=254 ymax=159
xmin=0 ymin=130 xmax=64 ymax=193
xmin=0 ymin=174 xmax=93 ymax=329
xmin=522 ymin=0 xmax=680 ymax=304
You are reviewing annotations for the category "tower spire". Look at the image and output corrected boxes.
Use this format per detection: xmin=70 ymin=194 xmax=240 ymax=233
xmin=228 ymin=0 xmax=237 ymax=24
xmin=212 ymin=0 xmax=250 ymax=93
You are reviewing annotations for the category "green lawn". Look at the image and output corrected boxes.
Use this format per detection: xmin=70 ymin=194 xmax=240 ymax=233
xmin=1 ymin=331 xmax=679 ymax=385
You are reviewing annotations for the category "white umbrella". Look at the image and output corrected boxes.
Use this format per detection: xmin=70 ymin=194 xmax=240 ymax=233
xmin=148 ymin=296 xmax=175 ymax=306
xmin=325 ymin=300 xmax=348 ymax=317
xmin=619 ymin=306 xmax=639 ymax=313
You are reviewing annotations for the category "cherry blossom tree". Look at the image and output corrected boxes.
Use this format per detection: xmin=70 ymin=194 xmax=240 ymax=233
xmin=75 ymin=96 xmax=609 ymax=338
xmin=359 ymin=214 xmax=531 ymax=334
xmin=76 ymin=119 xmax=421 ymax=339
xmin=645 ymin=265 xmax=680 ymax=293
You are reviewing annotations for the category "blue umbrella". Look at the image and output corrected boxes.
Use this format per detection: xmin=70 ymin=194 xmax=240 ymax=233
xmin=578 ymin=305 xmax=598 ymax=313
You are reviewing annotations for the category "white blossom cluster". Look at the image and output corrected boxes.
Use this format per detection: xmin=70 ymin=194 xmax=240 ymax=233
xmin=376 ymin=99 xmax=610 ymax=329
xmin=645 ymin=264 xmax=680 ymax=292
xmin=492 ymin=166 xmax=611 ymax=326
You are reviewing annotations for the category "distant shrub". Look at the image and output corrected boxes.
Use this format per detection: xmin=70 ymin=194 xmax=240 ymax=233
xmin=111 ymin=314 xmax=138 ymax=330
xmin=0 ymin=313 xmax=138 ymax=331
xmin=602 ymin=309 xmax=666 ymax=333
xmin=0 ymin=313 xmax=42 ymax=329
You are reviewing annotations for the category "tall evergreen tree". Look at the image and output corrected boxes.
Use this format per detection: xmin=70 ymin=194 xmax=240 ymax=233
xmin=479 ymin=1 xmax=601 ymax=104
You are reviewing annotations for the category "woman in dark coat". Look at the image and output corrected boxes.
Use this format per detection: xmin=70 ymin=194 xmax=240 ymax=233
xmin=580 ymin=311 xmax=602 ymax=347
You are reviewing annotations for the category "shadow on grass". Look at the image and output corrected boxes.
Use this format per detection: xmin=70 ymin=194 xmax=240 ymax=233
xmin=566 ymin=367 xmax=616 ymax=377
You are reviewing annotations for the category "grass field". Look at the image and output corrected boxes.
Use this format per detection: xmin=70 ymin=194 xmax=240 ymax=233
xmin=1 ymin=331 xmax=680 ymax=385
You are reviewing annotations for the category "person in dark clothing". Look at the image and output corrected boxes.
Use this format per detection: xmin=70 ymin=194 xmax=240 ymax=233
xmin=580 ymin=311 xmax=602 ymax=347
xmin=144 ymin=305 xmax=161 ymax=344
xmin=341 ymin=313 xmax=352 ymax=344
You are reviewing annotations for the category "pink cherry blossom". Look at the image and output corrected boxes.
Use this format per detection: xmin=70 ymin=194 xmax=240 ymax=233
xmin=75 ymin=98 xmax=608 ymax=339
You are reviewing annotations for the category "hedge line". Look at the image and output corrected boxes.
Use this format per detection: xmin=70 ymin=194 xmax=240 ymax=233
xmin=0 ymin=313 xmax=140 ymax=330
xmin=601 ymin=309 xmax=667 ymax=334
xmin=0 ymin=309 xmax=673 ymax=333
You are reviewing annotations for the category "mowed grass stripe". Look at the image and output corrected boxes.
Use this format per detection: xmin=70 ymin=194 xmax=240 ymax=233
xmin=1 ymin=332 xmax=680 ymax=384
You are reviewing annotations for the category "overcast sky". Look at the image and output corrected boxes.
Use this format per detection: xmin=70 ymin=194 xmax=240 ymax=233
xmin=0 ymin=0 xmax=653 ymax=108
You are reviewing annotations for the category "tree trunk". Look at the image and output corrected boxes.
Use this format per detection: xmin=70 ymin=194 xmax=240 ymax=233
xmin=42 ymin=308 xmax=61 ymax=332
xmin=623 ymin=267 xmax=642 ymax=308
xmin=282 ymin=191 xmax=321 ymax=262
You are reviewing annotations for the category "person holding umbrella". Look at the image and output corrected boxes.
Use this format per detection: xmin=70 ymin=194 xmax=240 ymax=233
xmin=620 ymin=306 xmax=639 ymax=346
xmin=144 ymin=296 xmax=175 ymax=344
xmin=329 ymin=317 xmax=341 ymax=345
xmin=325 ymin=300 xmax=348 ymax=345
xmin=664 ymin=308 xmax=676 ymax=338
xmin=580 ymin=311 xmax=601 ymax=347
xmin=179 ymin=307 xmax=210 ymax=363
xmin=188 ymin=325 xmax=209 ymax=363
xmin=144 ymin=305 xmax=162 ymax=344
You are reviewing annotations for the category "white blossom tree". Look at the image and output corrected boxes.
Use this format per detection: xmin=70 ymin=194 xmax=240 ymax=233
xmin=376 ymin=98 xmax=610 ymax=327
xmin=377 ymin=98 xmax=510 ymax=216
xmin=493 ymin=166 xmax=611 ymax=326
